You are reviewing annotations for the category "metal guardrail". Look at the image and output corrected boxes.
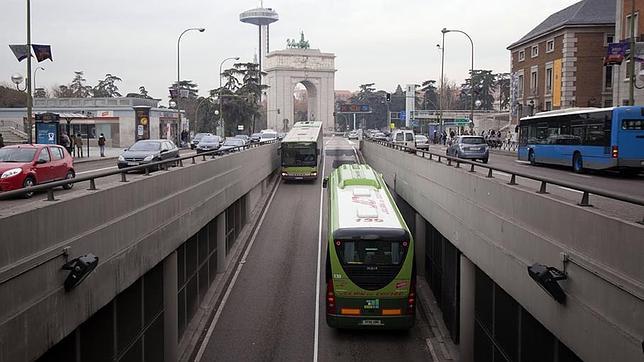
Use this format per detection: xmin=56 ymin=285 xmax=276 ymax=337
xmin=0 ymin=140 xmax=279 ymax=201
xmin=369 ymin=140 xmax=644 ymax=224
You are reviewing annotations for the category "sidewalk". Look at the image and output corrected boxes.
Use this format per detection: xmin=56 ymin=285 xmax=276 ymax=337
xmin=71 ymin=146 xmax=122 ymax=163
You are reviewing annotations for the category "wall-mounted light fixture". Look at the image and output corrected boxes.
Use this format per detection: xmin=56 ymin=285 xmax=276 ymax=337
xmin=527 ymin=263 xmax=567 ymax=304
xmin=62 ymin=254 xmax=98 ymax=292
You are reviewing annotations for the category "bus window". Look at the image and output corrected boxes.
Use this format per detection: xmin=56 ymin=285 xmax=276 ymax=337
xmin=337 ymin=240 xmax=407 ymax=266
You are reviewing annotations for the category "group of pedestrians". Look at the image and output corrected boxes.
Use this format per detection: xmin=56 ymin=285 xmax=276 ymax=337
xmin=59 ymin=132 xmax=108 ymax=158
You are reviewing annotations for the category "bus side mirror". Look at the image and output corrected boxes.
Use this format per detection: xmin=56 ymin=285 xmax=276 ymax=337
xmin=323 ymin=178 xmax=328 ymax=188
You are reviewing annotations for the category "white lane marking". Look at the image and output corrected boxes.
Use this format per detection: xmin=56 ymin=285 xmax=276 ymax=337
xmin=194 ymin=180 xmax=280 ymax=362
xmin=77 ymin=166 xmax=117 ymax=175
xmin=425 ymin=338 xmax=440 ymax=362
xmin=558 ymin=186 xmax=584 ymax=194
xmin=352 ymin=146 xmax=359 ymax=163
xmin=313 ymin=153 xmax=327 ymax=362
xmin=495 ymin=171 xmax=512 ymax=178
xmin=515 ymin=160 xmax=531 ymax=164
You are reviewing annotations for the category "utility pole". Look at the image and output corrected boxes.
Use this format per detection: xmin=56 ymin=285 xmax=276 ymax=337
xmin=26 ymin=0 xmax=33 ymax=143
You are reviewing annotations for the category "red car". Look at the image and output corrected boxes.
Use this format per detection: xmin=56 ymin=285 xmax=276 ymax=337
xmin=0 ymin=144 xmax=75 ymax=198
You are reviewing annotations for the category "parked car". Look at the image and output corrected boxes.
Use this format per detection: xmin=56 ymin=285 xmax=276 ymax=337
xmin=250 ymin=133 xmax=262 ymax=143
xmin=446 ymin=136 xmax=489 ymax=163
xmin=219 ymin=138 xmax=246 ymax=153
xmin=347 ymin=131 xmax=359 ymax=140
xmin=190 ymin=133 xmax=213 ymax=149
xmin=117 ymin=139 xmax=180 ymax=170
xmin=373 ymin=132 xmax=388 ymax=141
xmin=196 ymin=135 xmax=223 ymax=154
xmin=415 ymin=135 xmax=430 ymax=150
xmin=0 ymin=144 xmax=75 ymax=198
xmin=234 ymin=134 xmax=250 ymax=145
xmin=392 ymin=129 xmax=415 ymax=148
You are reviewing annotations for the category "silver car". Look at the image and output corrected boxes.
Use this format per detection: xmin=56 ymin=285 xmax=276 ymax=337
xmin=446 ymin=136 xmax=489 ymax=163
xmin=415 ymin=135 xmax=430 ymax=150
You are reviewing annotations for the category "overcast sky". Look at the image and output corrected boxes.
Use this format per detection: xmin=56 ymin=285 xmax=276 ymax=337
xmin=1 ymin=0 xmax=579 ymax=104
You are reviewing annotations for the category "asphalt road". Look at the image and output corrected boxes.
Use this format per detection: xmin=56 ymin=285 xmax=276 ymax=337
xmin=0 ymin=149 xmax=196 ymax=215
xmin=423 ymin=144 xmax=644 ymax=222
xmin=198 ymin=136 xmax=434 ymax=362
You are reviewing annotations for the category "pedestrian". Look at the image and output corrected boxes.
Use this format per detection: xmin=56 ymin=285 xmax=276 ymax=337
xmin=60 ymin=132 xmax=71 ymax=153
xmin=75 ymin=133 xmax=83 ymax=158
xmin=0 ymin=133 xmax=4 ymax=148
xmin=98 ymin=133 xmax=106 ymax=157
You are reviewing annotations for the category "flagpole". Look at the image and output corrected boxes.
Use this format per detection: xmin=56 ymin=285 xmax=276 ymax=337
xmin=26 ymin=0 xmax=33 ymax=143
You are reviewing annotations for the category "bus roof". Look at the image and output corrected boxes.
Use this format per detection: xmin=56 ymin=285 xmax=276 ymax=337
xmin=331 ymin=164 xmax=406 ymax=231
xmin=520 ymin=107 xmax=614 ymax=121
xmin=283 ymin=121 xmax=322 ymax=143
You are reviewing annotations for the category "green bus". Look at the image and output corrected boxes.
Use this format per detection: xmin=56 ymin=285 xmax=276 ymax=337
xmin=323 ymin=164 xmax=416 ymax=329
xmin=281 ymin=121 xmax=323 ymax=181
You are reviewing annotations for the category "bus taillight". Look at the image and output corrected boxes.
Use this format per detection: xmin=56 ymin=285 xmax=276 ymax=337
xmin=407 ymin=280 xmax=416 ymax=315
xmin=326 ymin=280 xmax=336 ymax=314
xmin=611 ymin=145 xmax=619 ymax=158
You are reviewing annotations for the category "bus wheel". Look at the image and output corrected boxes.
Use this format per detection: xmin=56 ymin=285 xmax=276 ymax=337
xmin=572 ymin=153 xmax=584 ymax=173
xmin=528 ymin=150 xmax=536 ymax=165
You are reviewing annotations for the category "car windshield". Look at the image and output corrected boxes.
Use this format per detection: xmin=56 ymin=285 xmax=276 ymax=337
xmin=129 ymin=141 xmax=161 ymax=151
xmin=416 ymin=135 xmax=427 ymax=141
xmin=201 ymin=136 xmax=219 ymax=143
xmin=194 ymin=133 xmax=209 ymax=141
xmin=0 ymin=148 xmax=37 ymax=162
xmin=460 ymin=137 xmax=485 ymax=145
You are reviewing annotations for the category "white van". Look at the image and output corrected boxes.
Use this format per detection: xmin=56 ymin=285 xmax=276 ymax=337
xmin=392 ymin=129 xmax=415 ymax=148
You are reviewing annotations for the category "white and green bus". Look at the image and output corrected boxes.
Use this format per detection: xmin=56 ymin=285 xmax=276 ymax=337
xmin=323 ymin=164 xmax=416 ymax=329
xmin=281 ymin=121 xmax=323 ymax=181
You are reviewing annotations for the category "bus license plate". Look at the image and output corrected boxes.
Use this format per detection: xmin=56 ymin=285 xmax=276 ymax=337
xmin=360 ymin=319 xmax=383 ymax=326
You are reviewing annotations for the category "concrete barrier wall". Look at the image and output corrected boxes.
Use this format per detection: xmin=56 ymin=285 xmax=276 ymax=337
xmin=362 ymin=142 xmax=644 ymax=362
xmin=0 ymin=144 xmax=280 ymax=362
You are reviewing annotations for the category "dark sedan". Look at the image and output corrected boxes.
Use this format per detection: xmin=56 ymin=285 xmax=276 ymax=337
xmin=117 ymin=140 xmax=180 ymax=169
xmin=218 ymin=138 xmax=246 ymax=153
xmin=250 ymin=133 xmax=262 ymax=143
xmin=196 ymin=136 xmax=223 ymax=154
xmin=446 ymin=136 xmax=489 ymax=163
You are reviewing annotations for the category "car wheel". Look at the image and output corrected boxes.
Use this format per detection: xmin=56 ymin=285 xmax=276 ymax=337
xmin=62 ymin=170 xmax=75 ymax=190
xmin=529 ymin=150 xmax=536 ymax=165
xmin=572 ymin=152 xmax=584 ymax=174
xmin=482 ymin=158 xmax=489 ymax=164
xmin=23 ymin=176 xmax=36 ymax=198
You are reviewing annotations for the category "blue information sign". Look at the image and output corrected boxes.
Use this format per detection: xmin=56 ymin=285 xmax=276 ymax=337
xmin=36 ymin=123 xmax=58 ymax=144
xmin=399 ymin=112 xmax=406 ymax=121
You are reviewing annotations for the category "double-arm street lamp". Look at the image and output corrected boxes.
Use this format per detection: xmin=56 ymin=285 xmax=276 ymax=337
xmin=440 ymin=28 xmax=475 ymax=132
xmin=33 ymin=66 xmax=44 ymax=94
xmin=176 ymin=27 xmax=205 ymax=145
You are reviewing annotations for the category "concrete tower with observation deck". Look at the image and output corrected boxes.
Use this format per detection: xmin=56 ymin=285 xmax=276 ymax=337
xmin=240 ymin=1 xmax=279 ymax=82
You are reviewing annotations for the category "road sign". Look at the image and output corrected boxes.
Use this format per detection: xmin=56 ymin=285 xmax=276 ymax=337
xmin=454 ymin=118 xmax=470 ymax=125
xmin=339 ymin=104 xmax=371 ymax=113
xmin=400 ymin=112 xmax=406 ymax=121
xmin=237 ymin=124 xmax=244 ymax=131
xmin=411 ymin=120 xmax=419 ymax=127
xmin=390 ymin=123 xmax=395 ymax=129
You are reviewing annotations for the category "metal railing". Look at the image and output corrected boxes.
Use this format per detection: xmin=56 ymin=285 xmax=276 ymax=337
xmin=368 ymin=140 xmax=644 ymax=224
xmin=0 ymin=140 xmax=279 ymax=201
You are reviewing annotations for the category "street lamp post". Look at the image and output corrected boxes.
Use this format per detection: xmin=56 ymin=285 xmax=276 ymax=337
xmin=439 ymin=31 xmax=446 ymax=135
xmin=176 ymin=27 xmax=205 ymax=145
xmin=442 ymin=28 xmax=475 ymax=131
xmin=33 ymin=66 xmax=44 ymax=94
xmin=218 ymin=56 xmax=240 ymax=137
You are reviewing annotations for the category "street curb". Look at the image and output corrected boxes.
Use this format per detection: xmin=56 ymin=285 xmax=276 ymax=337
xmin=417 ymin=278 xmax=459 ymax=361
xmin=178 ymin=173 xmax=281 ymax=362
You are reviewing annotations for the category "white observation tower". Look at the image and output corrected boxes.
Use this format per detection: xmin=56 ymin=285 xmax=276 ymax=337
xmin=240 ymin=1 xmax=279 ymax=84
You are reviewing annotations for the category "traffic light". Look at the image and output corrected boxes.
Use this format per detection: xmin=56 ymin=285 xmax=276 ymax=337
xmin=386 ymin=93 xmax=391 ymax=102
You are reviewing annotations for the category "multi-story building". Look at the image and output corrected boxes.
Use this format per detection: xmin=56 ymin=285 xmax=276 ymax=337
xmin=613 ymin=0 xmax=644 ymax=105
xmin=507 ymin=0 xmax=615 ymax=123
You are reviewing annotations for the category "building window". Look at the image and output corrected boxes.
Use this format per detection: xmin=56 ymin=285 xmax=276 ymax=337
xmin=545 ymin=101 xmax=552 ymax=111
xmin=605 ymin=33 xmax=614 ymax=45
xmin=518 ymin=50 xmax=525 ymax=62
xmin=625 ymin=12 xmax=639 ymax=40
xmin=605 ymin=65 xmax=613 ymax=90
xmin=531 ymin=45 xmax=539 ymax=58
xmin=545 ymin=65 xmax=553 ymax=94
xmin=546 ymin=39 xmax=555 ymax=53
xmin=530 ymin=69 xmax=538 ymax=95
xmin=518 ymin=74 xmax=524 ymax=97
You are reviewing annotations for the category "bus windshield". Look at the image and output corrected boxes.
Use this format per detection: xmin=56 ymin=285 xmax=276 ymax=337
xmin=282 ymin=143 xmax=317 ymax=166
xmin=336 ymin=240 xmax=407 ymax=266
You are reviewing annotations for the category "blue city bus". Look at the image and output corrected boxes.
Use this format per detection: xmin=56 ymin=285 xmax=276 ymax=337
xmin=517 ymin=106 xmax=644 ymax=174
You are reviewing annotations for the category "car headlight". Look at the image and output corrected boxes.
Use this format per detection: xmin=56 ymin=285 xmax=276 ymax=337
xmin=1 ymin=168 xmax=23 ymax=179
xmin=118 ymin=155 xmax=125 ymax=162
xmin=143 ymin=155 xmax=155 ymax=161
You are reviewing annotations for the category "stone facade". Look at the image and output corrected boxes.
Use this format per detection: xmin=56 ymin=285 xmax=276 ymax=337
xmin=613 ymin=0 xmax=644 ymax=105
xmin=264 ymin=48 xmax=336 ymax=132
